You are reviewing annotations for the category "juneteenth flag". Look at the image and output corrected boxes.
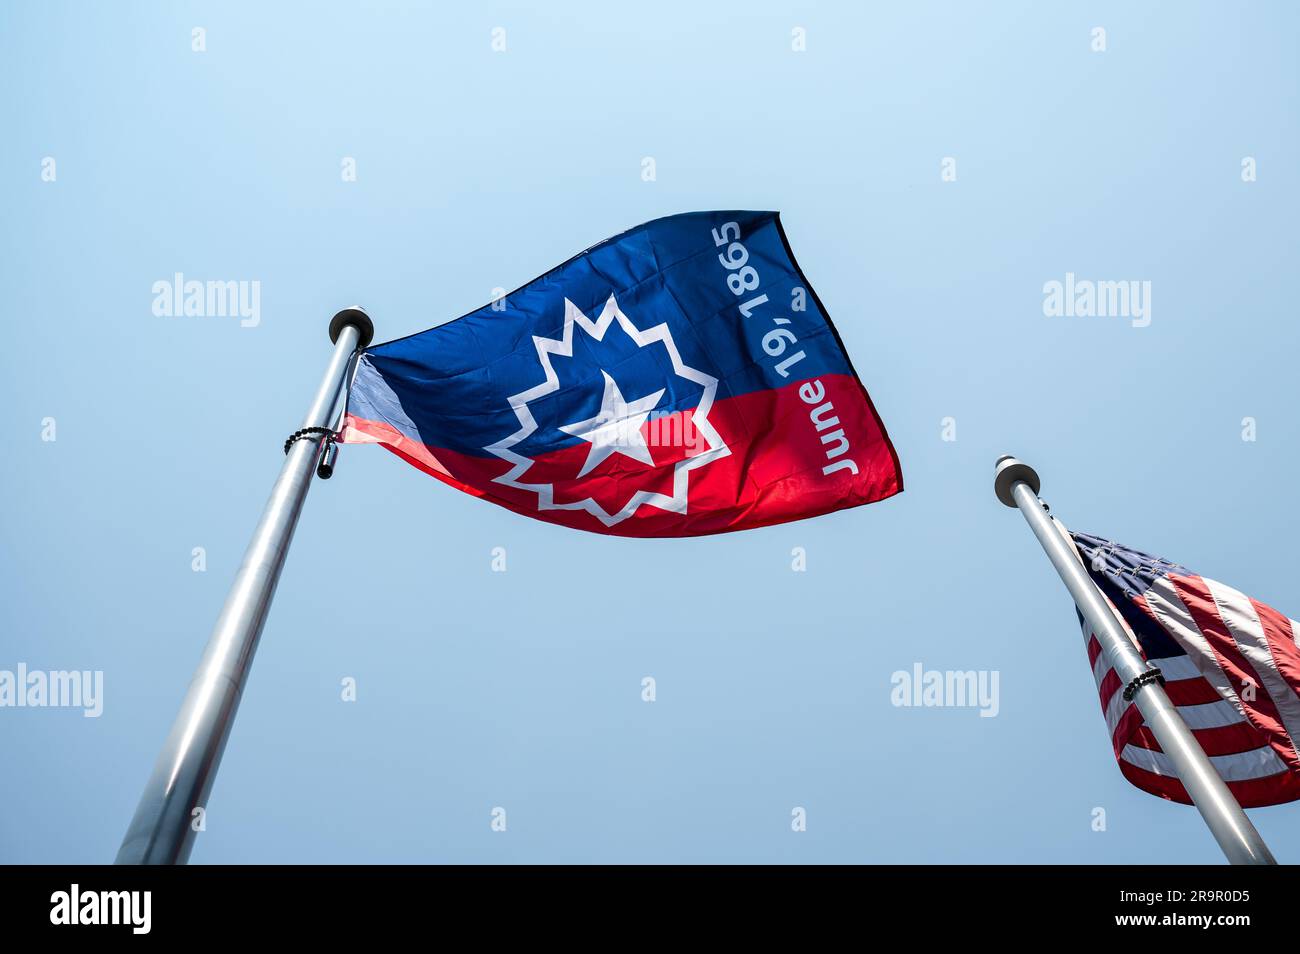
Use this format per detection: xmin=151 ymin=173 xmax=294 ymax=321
xmin=340 ymin=211 xmax=902 ymax=536
xmin=1067 ymin=530 xmax=1300 ymax=807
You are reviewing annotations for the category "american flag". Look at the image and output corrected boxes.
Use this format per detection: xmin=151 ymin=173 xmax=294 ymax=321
xmin=1064 ymin=527 xmax=1300 ymax=807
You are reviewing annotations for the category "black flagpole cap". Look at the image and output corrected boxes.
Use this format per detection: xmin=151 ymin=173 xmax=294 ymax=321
xmin=994 ymin=454 xmax=1041 ymax=508
xmin=329 ymin=306 xmax=374 ymax=349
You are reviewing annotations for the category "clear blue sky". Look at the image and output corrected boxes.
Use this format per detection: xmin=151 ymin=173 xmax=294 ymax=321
xmin=2 ymin=1 xmax=1297 ymax=863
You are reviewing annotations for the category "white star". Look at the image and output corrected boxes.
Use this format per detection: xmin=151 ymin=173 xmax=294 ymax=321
xmin=558 ymin=370 xmax=665 ymax=478
xmin=485 ymin=295 xmax=729 ymax=527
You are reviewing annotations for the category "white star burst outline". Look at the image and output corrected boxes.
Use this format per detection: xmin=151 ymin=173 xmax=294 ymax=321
xmin=483 ymin=294 xmax=730 ymax=527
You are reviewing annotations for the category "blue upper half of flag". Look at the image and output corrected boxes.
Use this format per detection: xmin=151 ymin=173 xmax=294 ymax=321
xmin=348 ymin=211 xmax=858 ymax=459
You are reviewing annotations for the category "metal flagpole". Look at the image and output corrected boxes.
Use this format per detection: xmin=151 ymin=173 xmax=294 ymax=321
xmin=993 ymin=455 xmax=1276 ymax=865
xmin=115 ymin=308 xmax=374 ymax=865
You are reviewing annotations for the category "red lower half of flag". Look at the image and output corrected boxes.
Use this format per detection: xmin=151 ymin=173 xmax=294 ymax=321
xmin=341 ymin=373 xmax=901 ymax=537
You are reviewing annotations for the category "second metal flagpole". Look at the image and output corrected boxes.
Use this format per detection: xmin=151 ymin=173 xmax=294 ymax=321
xmin=115 ymin=308 xmax=374 ymax=865
xmin=994 ymin=455 xmax=1275 ymax=865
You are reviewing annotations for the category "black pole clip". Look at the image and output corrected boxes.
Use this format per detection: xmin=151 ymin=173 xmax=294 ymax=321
xmin=1123 ymin=667 xmax=1165 ymax=702
xmin=283 ymin=426 xmax=340 ymax=479
xmin=283 ymin=426 xmax=334 ymax=455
